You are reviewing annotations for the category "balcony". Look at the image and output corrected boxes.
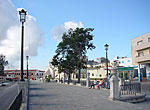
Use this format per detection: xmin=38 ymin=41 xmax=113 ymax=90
xmin=135 ymin=54 xmax=150 ymax=63
xmin=135 ymin=42 xmax=150 ymax=51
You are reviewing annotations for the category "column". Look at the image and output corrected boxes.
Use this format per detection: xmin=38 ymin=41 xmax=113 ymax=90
xmin=146 ymin=64 xmax=150 ymax=81
xmin=86 ymin=72 xmax=90 ymax=87
xmin=109 ymin=65 xmax=120 ymax=100
xmin=123 ymin=71 xmax=125 ymax=79
xmin=138 ymin=64 xmax=141 ymax=82
xmin=18 ymin=81 xmax=27 ymax=103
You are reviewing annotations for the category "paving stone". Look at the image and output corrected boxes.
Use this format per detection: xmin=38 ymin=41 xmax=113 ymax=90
xmin=29 ymin=81 xmax=149 ymax=110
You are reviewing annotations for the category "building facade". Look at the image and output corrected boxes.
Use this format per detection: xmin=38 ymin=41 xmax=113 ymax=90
xmin=4 ymin=69 xmax=45 ymax=81
xmin=88 ymin=67 xmax=107 ymax=80
xmin=131 ymin=33 xmax=150 ymax=81
xmin=110 ymin=56 xmax=135 ymax=80
xmin=110 ymin=56 xmax=134 ymax=67
xmin=45 ymin=58 xmax=109 ymax=82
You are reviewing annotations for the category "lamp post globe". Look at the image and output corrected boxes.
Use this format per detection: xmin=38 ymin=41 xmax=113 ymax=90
xmin=104 ymin=44 xmax=109 ymax=51
xmin=19 ymin=9 xmax=27 ymax=22
xmin=19 ymin=9 xmax=27 ymax=81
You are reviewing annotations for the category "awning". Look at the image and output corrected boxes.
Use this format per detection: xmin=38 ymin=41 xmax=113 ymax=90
xmin=118 ymin=67 xmax=134 ymax=71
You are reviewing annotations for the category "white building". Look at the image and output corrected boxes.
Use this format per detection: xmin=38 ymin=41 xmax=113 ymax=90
xmin=44 ymin=59 xmax=65 ymax=81
xmin=88 ymin=67 xmax=108 ymax=79
xmin=6 ymin=73 xmax=14 ymax=80
xmin=110 ymin=56 xmax=135 ymax=67
xmin=35 ymin=70 xmax=45 ymax=79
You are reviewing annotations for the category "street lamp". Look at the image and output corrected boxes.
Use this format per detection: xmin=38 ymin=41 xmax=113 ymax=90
xmin=19 ymin=9 xmax=27 ymax=81
xmin=26 ymin=56 xmax=29 ymax=80
xmin=104 ymin=44 xmax=109 ymax=77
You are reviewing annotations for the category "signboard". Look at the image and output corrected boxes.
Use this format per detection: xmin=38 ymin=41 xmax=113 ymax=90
xmin=118 ymin=67 xmax=134 ymax=71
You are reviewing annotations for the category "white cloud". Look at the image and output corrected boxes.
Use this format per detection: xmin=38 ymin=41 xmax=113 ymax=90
xmin=50 ymin=21 xmax=84 ymax=42
xmin=50 ymin=25 xmax=67 ymax=42
xmin=0 ymin=0 xmax=18 ymax=41
xmin=64 ymin=21 xmax=84 ymax=30
xmin=0 ymin=0 xmax=44 ymax=69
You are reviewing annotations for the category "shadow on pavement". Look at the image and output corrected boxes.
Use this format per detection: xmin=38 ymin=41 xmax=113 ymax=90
xmin=30 ymin=103 xmax=58 ymax=106
xmin=30 ymin=88 xmax=48 ymax=90
xmin=29 ymin=83 xmax=40 ymax=85
xmin=29 ymin=94 xmax=56 ymax=97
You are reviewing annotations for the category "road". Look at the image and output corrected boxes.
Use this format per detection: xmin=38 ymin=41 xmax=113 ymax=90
xmin=0 ymin=83 xmax=19 ymax=110
xmin=29 ymin=81 xmax=150 ymax=110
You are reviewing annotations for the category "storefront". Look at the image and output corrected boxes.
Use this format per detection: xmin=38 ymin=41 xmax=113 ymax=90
xmin=117 ymin=67 xmax=134 ymax=80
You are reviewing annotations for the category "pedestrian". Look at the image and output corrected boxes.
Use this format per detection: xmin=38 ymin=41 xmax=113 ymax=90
xmin=96 ymin=79 xmax=104 ymax=89
xmin=89 ymin=78 xmax=97 ymax=89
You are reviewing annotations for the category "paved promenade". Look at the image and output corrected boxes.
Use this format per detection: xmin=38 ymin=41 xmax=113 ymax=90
xmin=29 ymin=81 xmax=150 ymax=110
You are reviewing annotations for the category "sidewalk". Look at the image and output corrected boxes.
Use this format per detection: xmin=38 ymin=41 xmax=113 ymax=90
xmin=28 ymin=81 xmax=149 ymax=110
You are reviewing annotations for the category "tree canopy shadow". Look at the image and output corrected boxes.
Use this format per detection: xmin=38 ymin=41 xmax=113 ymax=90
xmin=29 ymin=94 xmax=56 ymax=98
xmin=29 ymin=88 xmax=48 ymax=90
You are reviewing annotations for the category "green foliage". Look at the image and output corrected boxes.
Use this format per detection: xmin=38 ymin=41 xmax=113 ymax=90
xmin=45 ymin=75 xmax=52 ymax=82
xmin=52 ymin=27 xmax=96 ymax=82
xmin=0 ymin=54 xmax=8 ymax=74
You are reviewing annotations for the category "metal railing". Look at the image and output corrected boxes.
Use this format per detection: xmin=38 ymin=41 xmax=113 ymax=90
xmin=120 ymin=82 xmax=141 ymax=96
xmin=7 ymin=90 xmax=22 ymax=110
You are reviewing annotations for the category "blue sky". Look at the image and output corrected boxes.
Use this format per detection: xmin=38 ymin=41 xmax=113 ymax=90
xmin=1 ymin=0 xmax=150 ymax=70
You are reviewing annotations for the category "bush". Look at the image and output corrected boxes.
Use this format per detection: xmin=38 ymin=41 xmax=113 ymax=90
xmin=45 ymin=75 xmax=52 ymax=82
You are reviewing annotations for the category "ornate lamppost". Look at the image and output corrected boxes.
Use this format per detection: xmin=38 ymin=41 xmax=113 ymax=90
xmin=26 ymin=56 xmax=29 ymax=80
xmin=19 ymin=9 xmax=27 ymax=81
xmin=104 ymin=44 xmax=109 ymax=77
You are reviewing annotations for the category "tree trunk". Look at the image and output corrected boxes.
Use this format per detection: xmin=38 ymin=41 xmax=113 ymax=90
xmin=78 ymin=67 xmax=81 ymax=83
xmin=58 ymin=73 xmax=60 ymax=82
xmin=63 ymin=73 xmax=65 ymax=83
xmin=68 ymin=73 xmax=71 ymax=84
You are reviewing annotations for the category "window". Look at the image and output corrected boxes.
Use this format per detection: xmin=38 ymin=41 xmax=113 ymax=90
xmin=138 ymin=51 xmax=144 ymax=57
xmin=82 ymin=74 xmax=85 ymax=78
xmin=122 ymin=61 xmax=124 ymax=63
xmin=92 ymin=73 xmax=94 ymax=76
xmin=137 ymin=40 xmax=142 ymax=45
xmin=148 ymin=38 xmax=150 ymax=42
xmin=99 ymin=74 xmax=102 ymax=77
xmin=128 ymin=60 xmax=130 ymax=62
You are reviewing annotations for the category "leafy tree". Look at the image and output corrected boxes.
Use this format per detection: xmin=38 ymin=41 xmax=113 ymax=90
xmin=0 ymin=54 xmax=8 ymax=74
xmin=52 ymin=27 xmax=95 ymax=83
xmin=52 ymin=47 xmax=77 ymax=84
